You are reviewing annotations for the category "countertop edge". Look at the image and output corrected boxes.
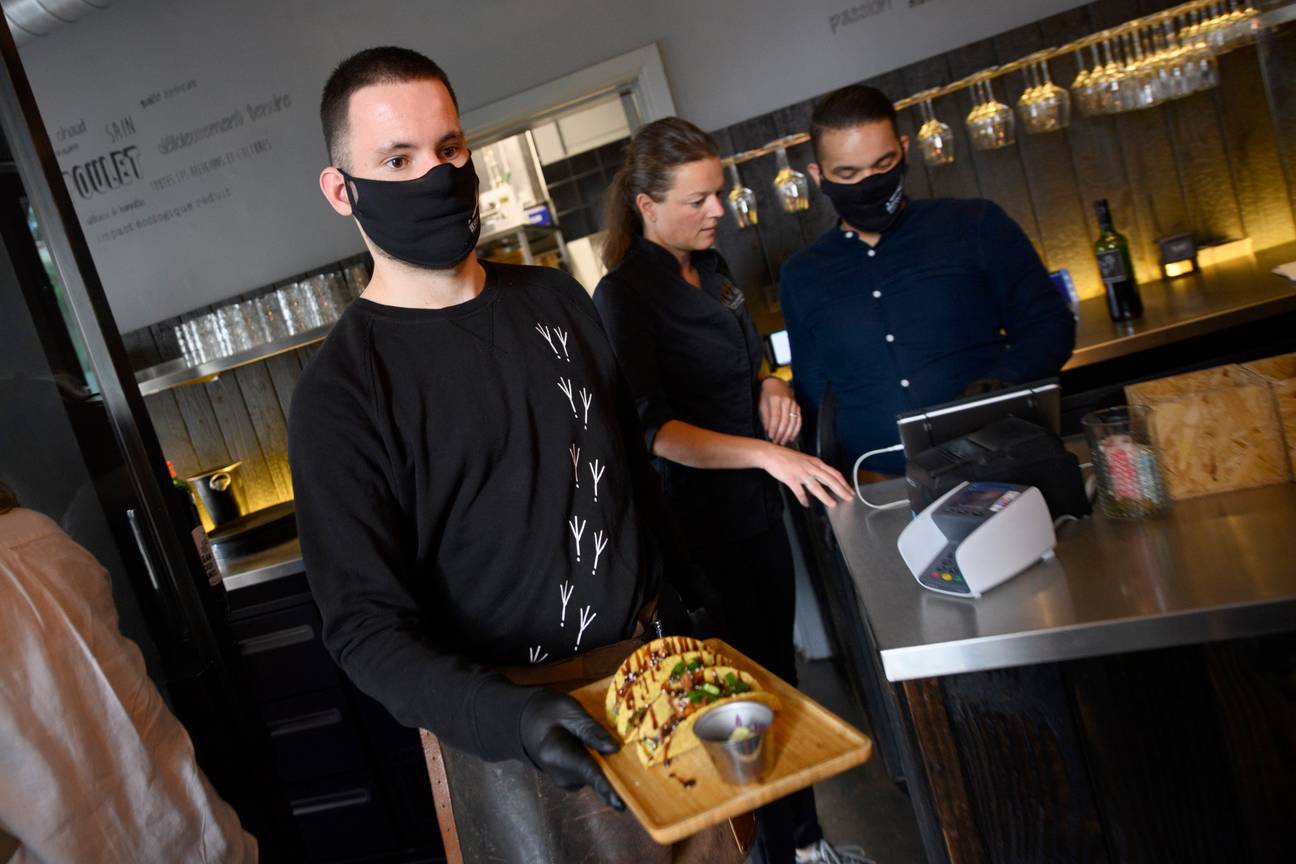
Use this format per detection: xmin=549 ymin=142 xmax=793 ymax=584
xmin=878 ymin=594 xmax=1296 ymax=682
xmin=1064 ymin=288 xmax=1296 ymax=369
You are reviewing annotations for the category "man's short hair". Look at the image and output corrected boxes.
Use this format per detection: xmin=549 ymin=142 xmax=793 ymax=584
xmin=320 ymin=46 xmax=459 ymax=171
xmin=809 ymin=84 xmax=898 ymax=162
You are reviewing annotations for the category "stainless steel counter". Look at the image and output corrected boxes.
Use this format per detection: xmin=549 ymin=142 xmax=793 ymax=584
xmin=1065 ymin=242 xmax=1296 ymax=369
xmin=217 ymin=537 xmax=304 ymax=591
xmin=828 ymin=479 xmax=1296 ymax=682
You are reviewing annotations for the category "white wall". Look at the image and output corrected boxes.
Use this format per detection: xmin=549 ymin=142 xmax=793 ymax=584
xmin=19 ymin=0 xmax=1089 ymax=331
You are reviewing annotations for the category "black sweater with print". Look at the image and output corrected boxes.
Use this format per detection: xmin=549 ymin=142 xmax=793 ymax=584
xmin=288 ymin=262 xmax=676 ymax=763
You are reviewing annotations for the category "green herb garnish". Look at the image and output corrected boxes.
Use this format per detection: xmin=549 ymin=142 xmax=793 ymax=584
xmin=669 ymin=661 xmax=686 ymax=679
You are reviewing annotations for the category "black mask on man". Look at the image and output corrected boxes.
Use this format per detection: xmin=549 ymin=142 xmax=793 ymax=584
xmin=818 ymin=158 xmax=907 ymax=234
xmin=341 ymin=157 xmax=481 ymax=269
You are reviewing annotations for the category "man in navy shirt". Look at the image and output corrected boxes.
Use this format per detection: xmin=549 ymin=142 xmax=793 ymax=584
xmin=780 ymin=85 xmax=1075 ymax=476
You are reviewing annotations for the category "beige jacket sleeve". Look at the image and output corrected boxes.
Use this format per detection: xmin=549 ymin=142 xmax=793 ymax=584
xmin=0 ymin=508 xmax=257 ymax=864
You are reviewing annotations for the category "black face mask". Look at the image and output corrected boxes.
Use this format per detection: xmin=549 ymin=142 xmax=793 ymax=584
xmin=818 ymin=158 xmax=908 ymax=234
xmin=341 ymin=157 xmax=481 ymax=269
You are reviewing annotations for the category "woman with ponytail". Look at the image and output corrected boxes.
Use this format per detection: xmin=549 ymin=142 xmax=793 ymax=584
xmin=593 ymin=119 xmax=867 ymax=864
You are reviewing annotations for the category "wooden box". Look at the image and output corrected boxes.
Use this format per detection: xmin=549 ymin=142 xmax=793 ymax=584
xmin=1243 ymin=353 xmax=1296 ymax=477
xmin=1125 ymin=365 xmax=1291 ymax=500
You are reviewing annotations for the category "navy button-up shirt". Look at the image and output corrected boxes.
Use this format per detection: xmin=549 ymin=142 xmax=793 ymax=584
xmin=594 ymin=236 xmax=784 ymax=544
xmin=779 ymin=197 xmax=1075 ymax=475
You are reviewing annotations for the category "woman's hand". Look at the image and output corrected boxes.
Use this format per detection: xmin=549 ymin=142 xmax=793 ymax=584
xmin=758 ymin=444 xmax=853 ymax=508
xmin=759 ymin=377 xmax=801 ymax=446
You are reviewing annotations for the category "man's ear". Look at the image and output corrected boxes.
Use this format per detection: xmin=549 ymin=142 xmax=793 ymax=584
xmin=807 ymin=162 xmax=823 ymax=188
xmin=320 ymin=166 xmax=354 ymax=216
xmin=900 ymin=135 xmax=910 ymax=160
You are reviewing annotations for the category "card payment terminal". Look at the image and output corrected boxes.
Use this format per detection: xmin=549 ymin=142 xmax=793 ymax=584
xmin=897 ymin=481 xmax=1057 ymax=598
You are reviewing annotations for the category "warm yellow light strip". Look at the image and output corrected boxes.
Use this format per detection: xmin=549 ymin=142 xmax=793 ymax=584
xmin=722 ymin=0 xmax=1229 ymax=168
xmin=1197 ymin=237 xmax=1254 ymax=267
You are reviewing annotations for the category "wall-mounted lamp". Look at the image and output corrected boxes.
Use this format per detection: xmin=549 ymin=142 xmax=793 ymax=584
xmin=1158 ymin=233 xmax=1198 ymax=278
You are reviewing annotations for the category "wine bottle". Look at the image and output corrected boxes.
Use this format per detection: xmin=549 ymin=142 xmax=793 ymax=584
xmin=1093 ymin=199 xmax=1143 ymax=321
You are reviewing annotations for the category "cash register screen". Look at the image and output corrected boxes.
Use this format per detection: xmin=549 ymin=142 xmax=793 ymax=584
xmin=895 ymin=379 xmax=1061 ymax=462
xmin=959 ymin=485 xmax=1009 ymax=509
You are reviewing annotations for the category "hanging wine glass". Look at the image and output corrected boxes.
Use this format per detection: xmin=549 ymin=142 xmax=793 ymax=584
xmin=1117 ymin=31 xmax=1141 ymax=112
xmin=1229 ymin=0 xmax=1260 ymax=49
xmin=1129 ymin=28 xmax=1164 ymax=108
xmin=1097 ymin=37 xmax=1125 ymax=113
xmin=1030 ymin=57 xmax=1070 ymax=132
xmin=772 ymin=145 xmax=809 ymax=213
xmin=916 ymin=94 xmax=955 ymax=166
xmin=725 ymin=162 xmax=758 ymax=229
xmin=1017 ymin=61 xmax=1045 ymax=131
xmin=1071 ymin=47 xmax=1094 ymax=115
xmin=1183 ymin=12 xmax=1220 ymax=91
xmin=1073 ymin=44 xmax=1106 ymax=116
xmin=1160 ymin=20 xmax=1193 ymax=100
xmin=967 ymin=78 xmax=1015 ymax=151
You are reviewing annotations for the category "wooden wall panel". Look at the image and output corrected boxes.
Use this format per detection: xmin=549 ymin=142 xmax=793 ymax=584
xmin=264 ymin=352 xmax=303 ymax=425
xmin=1254 ymin=15 xmax=1296 ymax=232
xmin=1039 ymin=8 xmax=1162 ymax=289
xmin=170 ymin=379 xmax=231 ymax=474
xmin=994 ymin=20 xmax=1102 ymax=298
xmin=1066 ymin=647 xmax=1248 ymax=862
xmin=900 ymin=54 xmax=983 ymax=202
xmin=1163 ymin=91 xmax=1247 ymax=241
xmin=945 ymin=37 xmax=1046 ymax=252
xmin=1203 ymin=634 xmax=1296 ymax=863
xmin=233 ymin=363 xmax=294 ymax=499
xmin=1215 ymin=48 xmax=1296 ymax=250
xmin=204 ymin=373 xmax=284 ymax=511
xmin=939 ymin=666 xmax=1109 ymax=863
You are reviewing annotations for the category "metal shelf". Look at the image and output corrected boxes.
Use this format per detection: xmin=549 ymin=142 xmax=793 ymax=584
xmin=133 ymin=224 xmax=563 ymax=397
xmin=134 ymin=322 xmax=333 ymax=396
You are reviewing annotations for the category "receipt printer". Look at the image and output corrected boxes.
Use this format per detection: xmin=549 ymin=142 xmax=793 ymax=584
xmin=898 ymin=481 xmax=1056 ymax=597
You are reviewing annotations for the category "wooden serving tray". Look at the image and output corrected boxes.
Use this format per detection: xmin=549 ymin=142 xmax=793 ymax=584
xmin=568 ymin=638 xmax=873 ymax=845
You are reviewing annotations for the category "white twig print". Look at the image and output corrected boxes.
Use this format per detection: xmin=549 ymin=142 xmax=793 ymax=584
xmin=528 ymin=645 xmax=549 ymax=664
xmin=553 ymin=326 xmax=571 ymax=361
xmin=569 ymin=444 xmax=581 ymax=487
xmin=575 ymin=605 xmax=597 ymax=651
xmin=579 ymin=387 xmax=593 ymax=430
xmin=568 ymin=515 xmax=586 ymax=561
xmin=559 ymin=580 xmax=574 ymax=627
xmin=588 ymin=459 xmax=605 ymax=502
xmin=557 ymin=378 xmax=577 ymax=418
xmin=592 ymin=530 xmax=608 ymax=576
xmin=535 ymin=323 xmax=561 ymax=358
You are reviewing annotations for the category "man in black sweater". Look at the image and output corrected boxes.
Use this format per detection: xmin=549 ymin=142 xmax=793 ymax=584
xmin=289 ymin=48 xmax=726 ymax=861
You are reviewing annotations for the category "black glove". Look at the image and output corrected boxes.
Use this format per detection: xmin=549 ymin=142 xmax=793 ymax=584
xmin=961 ymin=377 xmax=1009 ymax=397
xmin=520 ymin=689 xmax=624 ymax=811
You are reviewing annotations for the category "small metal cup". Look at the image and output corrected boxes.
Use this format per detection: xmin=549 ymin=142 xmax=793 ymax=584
xmin=694 ymin=701 xmax=775 ymax=785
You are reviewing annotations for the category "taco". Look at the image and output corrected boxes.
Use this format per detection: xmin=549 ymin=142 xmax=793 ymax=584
xmin=604 ymin=635 xmax=707 ymax=725
xmin=632 ymin=667 xmax=781 ymax=766
xmin=610 ymin=648 xmax=733 ymax=740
